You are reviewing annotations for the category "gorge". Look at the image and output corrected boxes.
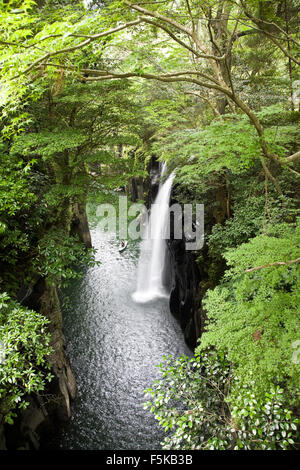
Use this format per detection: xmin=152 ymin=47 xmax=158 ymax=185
xmin=1 ymin=0 xmax=299 ymax=452
xmin=49 ymin=162 xmax=193 ymax=449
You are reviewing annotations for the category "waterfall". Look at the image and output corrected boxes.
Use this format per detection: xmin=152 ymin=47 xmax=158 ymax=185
xmin=132 ymin=163 xmax=175 ymax=303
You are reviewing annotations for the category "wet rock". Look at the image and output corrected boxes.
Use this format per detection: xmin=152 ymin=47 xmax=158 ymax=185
xmin=71 ymin=201 xmax=92 ymax=249
xmin=168 ymin=237 xmax=202 ymax=349
xmin=4 ymin=278 xmax=77 ymax=449
xmin=39 ymin=281 xmax=77 ymax=420
xmin=0 ymin=425 xmax=6 ymax=450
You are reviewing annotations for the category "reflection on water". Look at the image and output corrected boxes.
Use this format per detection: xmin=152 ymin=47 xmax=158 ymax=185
xmin=59 ymin=228 xmax=191 ymax=450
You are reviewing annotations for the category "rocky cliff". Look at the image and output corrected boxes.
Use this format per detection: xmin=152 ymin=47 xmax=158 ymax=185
xmin=1 ymin=279 xmax=76 ymax=450
xmin=0 ymin=202 xmax=92 ymax=450
xmin=166 ymin=180 xmax=228 ymax=350
xmin=168 ymin=238 xmax=202 ymax=349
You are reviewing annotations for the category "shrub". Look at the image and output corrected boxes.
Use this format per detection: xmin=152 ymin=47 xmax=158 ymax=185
xmin=0 ymin=293 xmax=53 ymax=424
xmin=144 ymin=350 xmax=299 ymax=450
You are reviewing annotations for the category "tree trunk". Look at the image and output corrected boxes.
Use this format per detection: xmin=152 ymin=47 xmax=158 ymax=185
xmin=71 ymin=201 xmax=92 ymax=249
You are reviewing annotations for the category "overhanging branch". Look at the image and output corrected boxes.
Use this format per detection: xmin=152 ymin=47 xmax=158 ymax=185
xmin=245 ymin=257 xmax=300 ymax=273
xmin=286 ymin=150 xmax=300 ymax=162
xmin=139 ymin=16 xmax=225 ymax=62
xmin=15 ymin=19 xmax=142 ymax=78
xmin=40 ymin=63 xmax=224 ymax=88
xmin=80 ymin=71 xmax=232 ymax=96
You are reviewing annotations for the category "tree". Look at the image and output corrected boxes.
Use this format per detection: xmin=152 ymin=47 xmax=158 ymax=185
xmin=2 ymin=1 xmax=298 ymax=189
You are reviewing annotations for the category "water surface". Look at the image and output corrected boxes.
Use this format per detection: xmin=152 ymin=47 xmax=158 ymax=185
xmin=60 ymin=227 xmax=190 ymax=450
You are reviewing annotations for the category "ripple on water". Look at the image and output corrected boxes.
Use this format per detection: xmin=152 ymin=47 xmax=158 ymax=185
xmin=58 ymin=229 xmax=191 ymax=450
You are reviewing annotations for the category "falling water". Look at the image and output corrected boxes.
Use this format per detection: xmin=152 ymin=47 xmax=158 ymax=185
xmin=132 ymin=163 xmax=175 ymax=303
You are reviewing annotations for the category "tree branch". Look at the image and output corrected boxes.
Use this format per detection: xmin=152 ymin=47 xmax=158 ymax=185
xmin=138 ymin=16 xmax=224 ymax=61
xmin=238 ymin=5 xmax=300 ymax=48
xmin=80 ymin=71 xmax=232 ymax=96
xmin=286 ymin=150 xmax=300 ymax=162
xmin=245 ymin=257 xmax=300 ymax=273
xmin=41 ymin=63 xmax=223 ymax=87
xmin=15 ymin=19 xmax=142 ymax=78
xmin=185 ymin=0 xmax=195 ymax=33
xmin=124 ymin=1 xmax=192 ymax=37
xmin=239 ymin=1 xmax=300 ymax=66
xmin=185 ymin=91 xmax=221 ymax=116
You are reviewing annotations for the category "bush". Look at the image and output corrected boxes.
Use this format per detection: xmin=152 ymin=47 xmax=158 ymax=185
xmin=0 ymin=293 xmax=53 ymax=424
xmin=33 ymin=228 xmax=99 ymax=287
xmin=201 ymin=222 xmax=300 ymax=397
xmin=144 ymin=350 xmax=299 ymax=450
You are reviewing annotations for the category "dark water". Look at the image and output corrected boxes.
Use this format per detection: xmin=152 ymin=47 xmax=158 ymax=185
xmin=59 ymin=227 xmax=190 ymax=450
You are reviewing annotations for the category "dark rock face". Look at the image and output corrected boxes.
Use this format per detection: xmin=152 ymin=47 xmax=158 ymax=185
xmin=126 ymin=156 xmax=161 ymax=206
xmin=168 ymin=237 xmax=202 ymax=350
xmin=147 ymin=157 xmax=161 ymax=206
xmin=127 ymin=176 xmax=146 ymax=202
xmin=3 ymin=395 xmax=48 ymax=450
xmin=2 ymin=278 xmax=77 ymax=450
xmin=0 ymin=425 xmax=6 ymax=450
xmin=38 ymin=280 xmax=77 ymax=421
xmin=141 ymin=160 xmax=204 ymax=350
xmin=136 ymin=162 xmax=203 ymax=350
xmin=164 ymin=179 xmax=228 ymax=350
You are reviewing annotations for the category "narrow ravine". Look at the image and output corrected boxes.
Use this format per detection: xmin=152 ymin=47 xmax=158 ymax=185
xmin=56 ymin=221 xmax=191 ymax=450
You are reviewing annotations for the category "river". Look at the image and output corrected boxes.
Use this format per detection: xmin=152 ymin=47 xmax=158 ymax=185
xmin=56 ymin=207 xmax=190 ymax=450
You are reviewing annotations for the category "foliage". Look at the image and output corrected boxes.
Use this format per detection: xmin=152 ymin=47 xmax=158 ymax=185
xmin=0 ymin=148 xmax=36 ymax=260
xmin=200 ymin=222 xmax=300 ymax=397
xmin=33 ymin=228 xmax=99 ymax=287
xmin=9 ymin=79 xmax=145 ymax=188
xmin=0 ymin=75 xmax=147 ymax=289
xmin=144 ymin=350 xmax=299 ymax=450
xmin=153 ymin=108 xmax=300 ymax=181
xmin=0 ymin=293 xmax=53 ymax=424
xmin=208 ymin=179 xmax=299 ymax=256
xmin=157 ymin=118 xmax=261 ymax=175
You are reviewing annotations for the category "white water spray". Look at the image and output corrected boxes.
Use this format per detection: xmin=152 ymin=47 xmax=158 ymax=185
xmin=132 ymin=163 xmax=175 ymax=303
